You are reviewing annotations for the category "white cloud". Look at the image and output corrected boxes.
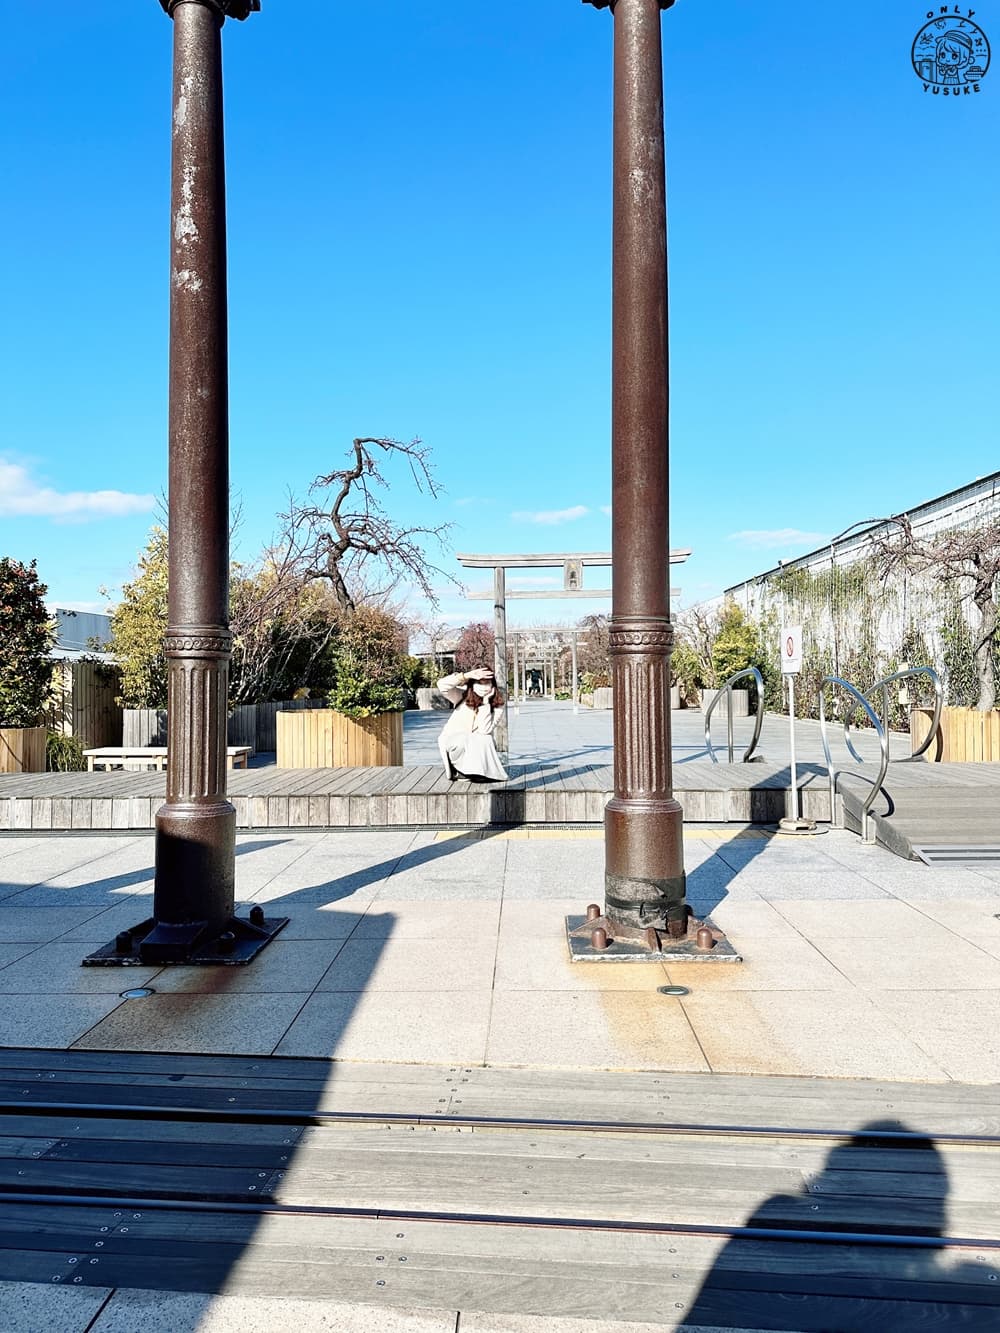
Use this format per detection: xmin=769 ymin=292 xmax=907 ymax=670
xmin=727 ymin=527 xmax=828 ymax=550
xmin=454 ymin=496 xmax=491 ymax=508
xmin=0 ymin=459 xmax=156 ymax=522
xmin=600 ymin=505 xmax=612 ymax=516
xmin=510 ymin=504 xmax=589 ymax=525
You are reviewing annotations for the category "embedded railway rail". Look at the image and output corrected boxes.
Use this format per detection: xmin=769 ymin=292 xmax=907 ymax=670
xmin=0 ymin=1049 xmax=998 ymax=1329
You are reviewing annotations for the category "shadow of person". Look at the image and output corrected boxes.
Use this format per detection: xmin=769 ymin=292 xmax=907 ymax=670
xmin=680 ymin=1119 xmax=1000 ymax=1332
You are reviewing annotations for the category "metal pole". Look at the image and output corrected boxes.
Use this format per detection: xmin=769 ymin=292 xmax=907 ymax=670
xmin=788 ymin=674 xmax=799 ymax=821
xmin=493 ymin=565 xmax=508 ymax=753
xmin=588 ymin=0 xmax=686 ymax=938
xmin=572 ymin=631 xmax=579 ymax=712
xmin=97 ymin=0 xmax=285 ymax=967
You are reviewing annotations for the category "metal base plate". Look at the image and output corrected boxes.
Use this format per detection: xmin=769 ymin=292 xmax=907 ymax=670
xmin=82 ymin=914 xmax=290 ymax=967
xmin=778 ymin=818 xmax=828 ymax=837
xmin=565 ymin=915 xmax=742 ymax=963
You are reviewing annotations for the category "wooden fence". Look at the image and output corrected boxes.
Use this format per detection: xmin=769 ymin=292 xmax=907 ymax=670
xmin=47 ymin=661 xmax=123 ymax=750
xmin=0 ymin=727 xmax=47 ymax=774
xmin=122 ymin=699 xmax=313 ymax=754
xmin=277 ymin=709 xmax=403 ymax=768
xmin=123 ymin=709 xmax=168 ymax=747
xmin=911 ymin=706 xmax=1000 ymax=762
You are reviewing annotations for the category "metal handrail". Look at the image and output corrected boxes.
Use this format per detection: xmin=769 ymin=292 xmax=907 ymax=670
xmin=863 ymin=666 xmax=943 ymax=762
xmin=819 ymin=677 xmax=889 ymax=844
xmin=705 ymin=667 xmax=765 ymax=764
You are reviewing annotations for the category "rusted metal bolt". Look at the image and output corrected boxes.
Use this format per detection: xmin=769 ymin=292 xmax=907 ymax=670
xmin=696 ymin=926 xmax=715 ymax=951
xmin=586 ymin=903 xmax=601 ymax=921
xmin=666 ymin=917 xmax=687 ymax=939
xmin=218 ymin=931 xmax=236 ymax=954
xmin=590 ymin=928 xmax=608 ymax=951
xmin=249 ymin=905 xmax=265 ymax=927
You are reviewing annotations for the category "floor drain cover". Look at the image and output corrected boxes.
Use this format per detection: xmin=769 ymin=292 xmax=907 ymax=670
xmin=657 ymin=985 xmax=690 ymax=997
xmin=118 ymin=988 xmax=155 ymax=1000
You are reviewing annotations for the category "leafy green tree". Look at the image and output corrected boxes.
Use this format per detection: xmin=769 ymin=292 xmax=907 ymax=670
xmin=710 ymin=602 xmax=766 ymax=686
xmin=108 ymin=528 xmax=343 ymax=708
xmin=327 ymin=605 xmax=408 ymax=718
xmin=0 ymin=557 xmax=55 ymax=726
xmin=106 ymin=527 xmax=169 ymax=709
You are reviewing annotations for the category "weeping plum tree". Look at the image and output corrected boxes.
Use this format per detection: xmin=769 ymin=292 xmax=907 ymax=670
xmin=871 ymin=517 xmax=1000 ymax=711
xmin=284 ymin=437 xmax=456 ymax=613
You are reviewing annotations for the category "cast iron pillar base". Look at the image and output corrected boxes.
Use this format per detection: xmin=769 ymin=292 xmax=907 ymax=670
xmin=603 ymin=618 xmax=688 ymax=935
xmin=82 ymin=903 xmax=288 ymax=968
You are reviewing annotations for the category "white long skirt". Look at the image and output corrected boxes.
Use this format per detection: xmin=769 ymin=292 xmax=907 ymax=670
xmin=438 ymin=731 xmax=509 ymax=782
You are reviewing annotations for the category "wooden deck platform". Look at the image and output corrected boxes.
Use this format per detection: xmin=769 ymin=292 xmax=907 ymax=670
xmin=840 ymin=762 xmax=1000 ymax=861
xmin=0 ymin=761 xmax=831 ymax=832
xmin=0 ymin=1047 xmax=997 ymax=1327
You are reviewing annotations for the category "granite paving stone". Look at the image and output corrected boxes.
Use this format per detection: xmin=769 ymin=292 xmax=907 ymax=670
xmin=74 ymin=992 xmax=313 ymax=1056
xmin=0 ymin=1282 xmax=114 ymax=1333
xmin=681 ymin=990 xmax=949 ymax=1081
xmin=151 ymin=938 xmax=346 ymax=994
xmin=0 ymin=993 xmax=127 ymax=1048
xmin=860 ymin=989 xmax=1000 ymax=1082
xmin=0 ymin=941 xmax=162 ymax=993
xmin=91 ymin=1290 xmax=457 ymax=1332
xmin=486 ymin=990 xmax=709 ymax=1072
xmin=317 ymin=934 xmax=497 ymax=992
xmin=276 ymin=989 xmax=493 ymax=1062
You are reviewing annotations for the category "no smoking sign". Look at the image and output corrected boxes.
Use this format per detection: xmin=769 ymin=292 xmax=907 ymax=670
xmin=781 ymin=625 xmax=802 ymax=675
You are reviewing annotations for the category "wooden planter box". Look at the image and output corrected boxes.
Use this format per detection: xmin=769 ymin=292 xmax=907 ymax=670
xmin=0 ymin=726 xmax=47 ymax=774
xmin=911 ymin=706 xmax=1000 ymax=762
xmin=699 ymin=688 xmax=750 ymax=718
xmin=277 ymin=708 xmax=403 ymax=768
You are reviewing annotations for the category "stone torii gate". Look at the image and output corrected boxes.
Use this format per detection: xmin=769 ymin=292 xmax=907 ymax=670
xmin=458 ymin=549 xmax=690 ymax=750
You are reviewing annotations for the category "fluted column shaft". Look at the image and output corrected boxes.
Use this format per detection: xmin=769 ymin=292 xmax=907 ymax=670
xmin=153 ymin=0 xmax=236 ymax=930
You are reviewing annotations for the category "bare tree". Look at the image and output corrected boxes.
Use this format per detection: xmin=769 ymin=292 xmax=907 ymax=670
xmin=870 ymin=516 xmax=1000 ymax=711
xmin=285 ymin=437 xmax=457 ymax=613
xmin=228 ymin=549 xmax=341 ymax=705
xmin=576 ymin=613 xmax=611 ymax=684
xmin=454 ymin=622 xmax=495 ymax=672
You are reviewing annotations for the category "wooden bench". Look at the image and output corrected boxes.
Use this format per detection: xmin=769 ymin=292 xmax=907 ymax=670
xmin=83 ymin=746 xmax=252 ymax=772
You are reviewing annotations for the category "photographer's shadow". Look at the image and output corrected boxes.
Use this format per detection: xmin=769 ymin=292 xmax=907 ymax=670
xmin=681 ymin=1119 xmax=1000 ymax=1331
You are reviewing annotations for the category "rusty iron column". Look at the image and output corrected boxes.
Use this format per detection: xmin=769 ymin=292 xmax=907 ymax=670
xmin=85 ymin=0 xmax=286 ymax=968
xmin=587 ymin=0 xmax=687 ymax=939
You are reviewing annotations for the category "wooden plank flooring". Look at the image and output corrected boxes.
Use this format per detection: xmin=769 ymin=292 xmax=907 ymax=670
xmin=0 ymin=1049 xmax=997 ymax=1328
xmin=839 ymin=766 xmax=1000 ymax=860
xmin=0 ymin=760 xmax=848 ymax=831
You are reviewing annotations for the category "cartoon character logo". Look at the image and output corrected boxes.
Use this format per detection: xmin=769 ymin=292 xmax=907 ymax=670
xmin=912 ymin=12 xmax=990 ymax=92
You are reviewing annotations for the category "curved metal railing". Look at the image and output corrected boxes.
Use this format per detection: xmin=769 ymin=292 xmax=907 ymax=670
xmin=705 ymin=667 xmax=765 ymax=764
xmin=818 ymin=677 xmax=891 ymax=844
xmin=864 ymin=666 xmax=944 ymax=762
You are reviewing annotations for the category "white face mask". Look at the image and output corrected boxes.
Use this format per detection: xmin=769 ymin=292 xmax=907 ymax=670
xmin=473 ymin=684 xmax=494 ymax=699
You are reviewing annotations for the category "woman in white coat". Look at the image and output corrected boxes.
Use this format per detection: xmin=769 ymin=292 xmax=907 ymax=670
xmin=436 ymin=667 xmax=508 ymax=782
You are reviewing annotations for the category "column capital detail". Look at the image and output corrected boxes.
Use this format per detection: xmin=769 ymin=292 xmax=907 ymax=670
xmin=160 ymin=0 xmax=259 ymax=20
xmin=583 ymin=1 xmax=675 ymax=11
xmin=164 ymin=626 xmax=232 ymax=657
xmin=609 ymin=617 xmax=673 ymax=654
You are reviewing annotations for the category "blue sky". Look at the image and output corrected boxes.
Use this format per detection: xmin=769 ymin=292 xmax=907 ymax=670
xmin=2 ymin=2 xmax=998 ymax=636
